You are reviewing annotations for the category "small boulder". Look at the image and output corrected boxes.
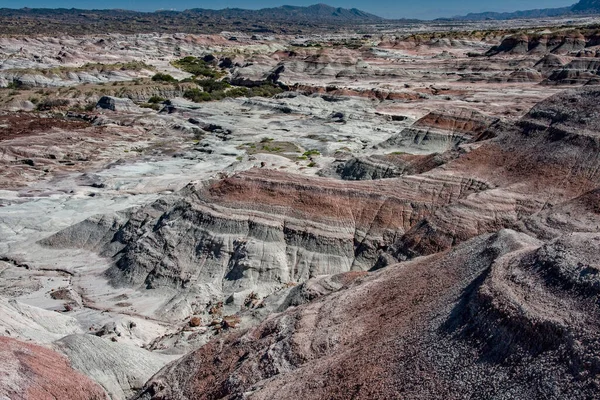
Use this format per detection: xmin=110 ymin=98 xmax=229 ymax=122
xmin=96 ymin=96 xmax=139 ymax=112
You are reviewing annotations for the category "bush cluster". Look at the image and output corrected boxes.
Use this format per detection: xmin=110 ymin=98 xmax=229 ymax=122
xmin=151 ymin=73 xmax=177 ymax=83
xmin=182 ymin=81 xmax=282 ymax=103
xmin=172 ymin=56 xmax=222 ymax=78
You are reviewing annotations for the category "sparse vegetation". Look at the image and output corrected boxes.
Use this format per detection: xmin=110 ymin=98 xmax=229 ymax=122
xmin=172 ymin=57 xmax=223 ymax=79
xmin=332 ymin=38 xmax=365 ymax=49
xmin=84 ymin=102 xmax=96 ymax=111
xmin=196 ymin=78 xmax=230 ymax=93
xmin=148 ymin=96 xmax=166 ymax=104
xmin=183 ymin=82 xmax=283 ymax=103
xmin=238 ymin=140 xmax=302 ymax=158
xmin=183 ymin=89 xmax=212 ymax=102
xmin=151 ymin=73 xmax=177 ymax=83
xmin=36 ymin=98 xmax=70 ymax=111
xmin=79 ymin=61 xmax=153 ymax=72
xmin=303 ymin=149 xmax=321 ymax=157
xmin=6 ymin=80 xmax=23 ymax=90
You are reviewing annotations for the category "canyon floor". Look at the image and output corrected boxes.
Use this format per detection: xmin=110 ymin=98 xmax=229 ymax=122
xmin=2 ymin=18 xmax=600 ymax=400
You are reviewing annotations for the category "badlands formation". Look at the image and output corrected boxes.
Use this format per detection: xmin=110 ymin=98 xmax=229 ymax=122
xmin=2 ymin=13 xmax=600 ymax=400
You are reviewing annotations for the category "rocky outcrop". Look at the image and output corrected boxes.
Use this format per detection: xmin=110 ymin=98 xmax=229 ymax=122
xmin=487 ymin=32 xmax=590 ymax=56
xmin=543 ymin=58 xmax=600 ymax=85
xmin=378 ymin=108 xmax=496 ymax=154
xmin=447 ymin=231 xmax=600 ymax=391
xmin=96 ymin=96 xmax=145 ymax=113
xmin=53 ymin=334 xmax=175 ymax=400
xmin=533 ymin=53 xmax=570 ymax=74
xmin=134 ymin=228 xmax=600 ymax=400
xmin=336 ymin=152 xmax=450 ymax=181
xmin=504 ymin=68 xmax=544 ymax=83
xmin=43 ymin=169 xmax=489 ymax=320
xmin=391 ymin=86 xmax=600 ymax=260
xmin=7 ymin=29 xmax=600 ymax=400
xmin=0 ymin=336 xmax=108 ymax=400
xmin=0 ymin=67 xmax=154 ymax=88
xmin=519 ymin=188 xmax=600 ymax=240
xmin=0 ymin=297 xmax=83 ymax=343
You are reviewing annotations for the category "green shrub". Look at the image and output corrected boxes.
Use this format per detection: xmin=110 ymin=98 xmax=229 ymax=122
xmin=262 ymin=145 xmax=282 ymax=152
xmin=226 ymin=87 xmax=250 ymax=97
xmin=303 ymin=149 xmax=321 ymax=157
xmin=152 ymin=73 xmax=177 ymax=83
xmin=172 ymin=57 xmax=223 ymax=78
xmin=197 ymin=78 xmax=230 ymax=93
xmin=183 ymin=88 xmax=212 ymax=102
xmin=248 ymin=84 xmax=283 ymax=98
xmin=7 ymin=80 xmax=22 ymax=89
xmin=182 ymin=81 xmax=283 ymax=103
xmin=80 ymin=61 xmax=153 ymax=72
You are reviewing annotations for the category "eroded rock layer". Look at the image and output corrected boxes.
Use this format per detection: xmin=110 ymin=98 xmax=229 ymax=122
xmin=134 ymin=229 xmax=600 ymax=400
xmin=43 ymin=167 xmax=489 ymax=320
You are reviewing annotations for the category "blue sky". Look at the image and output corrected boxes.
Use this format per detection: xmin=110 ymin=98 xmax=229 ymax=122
xmin=5 ymin=0 xmax=576 ymax=19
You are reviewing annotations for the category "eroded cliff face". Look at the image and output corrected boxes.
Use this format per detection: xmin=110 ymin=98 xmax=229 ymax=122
xmin=391 ymin=87 xmax=600 ymax=259
xmin=483 ymin=30 xmax=600 ymax=85
xmin=134 ymin=229 xmax=600 ymax=400
xmin=43 ymin=166 xmax=489 ymax=320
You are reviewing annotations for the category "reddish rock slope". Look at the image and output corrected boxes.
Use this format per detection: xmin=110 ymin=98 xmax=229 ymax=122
xmin=0 ymin=336 xmax=107 ymax=400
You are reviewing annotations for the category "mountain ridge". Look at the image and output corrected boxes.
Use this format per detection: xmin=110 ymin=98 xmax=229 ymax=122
xmin=0 ymin=3 xmax=383 ymax=21
xmin=0 ymin=3 xmax=385 ymax=35
xmin=443 ymin=0 xmax=600 ymax=21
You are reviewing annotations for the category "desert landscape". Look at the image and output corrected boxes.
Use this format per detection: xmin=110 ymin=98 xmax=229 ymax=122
xmin=2 ymin=1 xmax=600 ymax=399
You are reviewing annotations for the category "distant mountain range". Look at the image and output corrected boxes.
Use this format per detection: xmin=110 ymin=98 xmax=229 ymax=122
xmin=182 ymin=4 xmax=383 ymax=22
xmin=444 ymin=0 xmax=600 ymax=21
xmin=1 ymin=0 xmax=599 ymax=35
xmin=0 ymin=3 xmax=383 ymax=22
xmin=0 ymin=3 xmax=387 ymax=35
